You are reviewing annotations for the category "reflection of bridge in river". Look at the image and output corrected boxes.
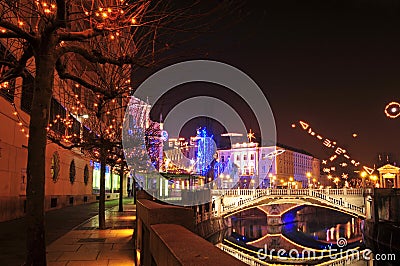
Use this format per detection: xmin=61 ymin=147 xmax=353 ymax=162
xmin=210 ymin=189 xmax=368 ymax=266
xmin=212 ymin=188 xmax=366 ymax=219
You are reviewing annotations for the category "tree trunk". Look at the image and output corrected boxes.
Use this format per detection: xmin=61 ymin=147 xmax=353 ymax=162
xmin=25 ymin=48 xmax=56 ymax=265
xmin=118 ymin=164 xmax=124 ymax=212
xmin=132 ymin=170 xmax=137 ymax=204
xmin=99 ymin=146 xmax=107 ymax=230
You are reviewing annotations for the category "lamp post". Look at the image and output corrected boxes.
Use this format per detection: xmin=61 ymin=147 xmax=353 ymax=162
xmin=306 ymin=172 xmax=312 ymax=189
xmin=361 ymin=171 xmax=367 ymax=190
xmin=370 ymin=174 xmax=378 ymax=187
xmin=268 ymin=173 xmax=273 ymax=188
xmin=334 ymin=177 xmax=340 ymax=188
xmin=219 ymin=174 xmax=224 ymax=189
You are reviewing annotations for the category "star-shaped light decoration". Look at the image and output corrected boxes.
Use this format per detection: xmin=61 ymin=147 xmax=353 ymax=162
xmin=322 ymin=160 xmax=327 ymax=165
xmin=247 ymin=129 xmax=255 ymax=142
xmin=341 ymin=173 xmax=348 ymax=179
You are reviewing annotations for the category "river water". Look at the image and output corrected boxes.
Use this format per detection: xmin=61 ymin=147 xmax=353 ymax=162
xmin=217 ymin=206 xmax=388 ymax=265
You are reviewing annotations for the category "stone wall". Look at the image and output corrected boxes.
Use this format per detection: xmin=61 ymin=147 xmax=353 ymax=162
xmin=135 ymin=191 xmax=245 ymax=266
xmin=195 ymin=217 xmax=225 ymax=239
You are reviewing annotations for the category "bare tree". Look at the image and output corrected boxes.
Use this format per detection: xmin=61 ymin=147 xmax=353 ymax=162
xmin=0 ymin=1 xmax=239 ymax=264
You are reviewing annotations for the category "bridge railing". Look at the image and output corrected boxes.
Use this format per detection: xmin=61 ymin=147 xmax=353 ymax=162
xmin=216 ymin=243 xmax=266 ymax=266
xmin=217 ymin=243 xmax=368 ymax=266
xmin=309 ymin=190 xmax=365 ymax=214
xmin=216 ymin=188 xmax=365 ymax=216
xmin=212 ymin=188 xmax=364 ymax=197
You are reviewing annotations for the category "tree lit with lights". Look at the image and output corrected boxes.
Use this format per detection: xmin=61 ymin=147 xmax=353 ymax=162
xmin=195 ymin=127 xmax=215 ymax=177
xmin=0 ymin=1 xmax=227 ymax=264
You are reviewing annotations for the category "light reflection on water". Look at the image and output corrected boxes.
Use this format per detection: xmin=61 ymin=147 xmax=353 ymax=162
xmin=222 ymin=206 xmax=370 ymax=265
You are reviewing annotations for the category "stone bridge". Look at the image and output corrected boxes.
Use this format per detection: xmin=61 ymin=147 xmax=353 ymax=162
xmin=211 ymin=188 xmax=366 ymax=220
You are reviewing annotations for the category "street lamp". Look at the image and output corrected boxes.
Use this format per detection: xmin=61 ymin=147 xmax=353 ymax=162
xmin=306 ymin=172 xmax=312 ymax=188
xmin=361 ymin=171 xmax=367 ymax=189
xmin=271 ymin=175 xmax=276 ymax=189
xmin=370 ymin=175 xmax=378 ymax=187
xmin=334 ymin=177 xmax=340 ymax=188
xmin=268 ymin=173 xmax=273 ymax=188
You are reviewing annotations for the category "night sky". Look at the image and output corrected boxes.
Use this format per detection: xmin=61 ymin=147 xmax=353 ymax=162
xmin=146 ymin=1 xmax=400 ymax=167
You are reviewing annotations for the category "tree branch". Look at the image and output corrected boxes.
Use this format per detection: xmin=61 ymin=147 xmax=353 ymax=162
xmin=0 ymin=20 xmax=36 ymax=43
xmin=0 ymin=44 xmax=33 ymax=82
xmin=57 ymin=44 xmax=123 ymax=66
xmin=58 ymin=29 xmax=103 ymax=41
xmin=55 ymin=59 xmax=114 ymax=98
xmin=56 ymin=0 xmax=67 ymax=28
xmin=56 ymin=44 xmax=148 ymax=67
xmin=0 ymin=32 xmax=22 ymax=38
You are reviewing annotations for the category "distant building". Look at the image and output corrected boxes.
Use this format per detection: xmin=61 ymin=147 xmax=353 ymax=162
xmin=218 ymin=143 xmax=320 ymax=188
xmin=377 ymin=164 xmax=400 ymax=188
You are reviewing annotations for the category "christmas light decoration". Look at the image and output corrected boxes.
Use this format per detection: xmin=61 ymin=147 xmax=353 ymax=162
xmin=293 ymin=120 xmax=374 ymax=174
xmin=195 ymin=127 xmax=215 ymax=176
xmin=384 ymin=101 xmax=400 ymax=119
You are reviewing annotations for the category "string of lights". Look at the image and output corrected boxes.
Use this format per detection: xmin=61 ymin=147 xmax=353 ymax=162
xmin=292 ymin=121 xmax=375 ymax=177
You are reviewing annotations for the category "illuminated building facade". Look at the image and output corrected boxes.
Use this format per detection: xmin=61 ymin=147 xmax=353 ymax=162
xmin=377 ymin=164 xmax=400 ymax=188
xmin=217 ymin=143 xmax=320 ymax=188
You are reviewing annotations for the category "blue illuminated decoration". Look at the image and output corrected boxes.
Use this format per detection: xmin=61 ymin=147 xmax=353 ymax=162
xmin=94 ymin=162 xmax=100 ymax=171
xmin=196 ymin=127 xmax=214 ymax=176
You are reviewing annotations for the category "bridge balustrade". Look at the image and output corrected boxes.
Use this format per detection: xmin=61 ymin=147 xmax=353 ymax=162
xmin=217 ymin=242 xmax=368 ymax=266
xmin=215 ymin=188 xmax=365 ymax=217
xmin=213 ymin=188 xmax=364 ymax=197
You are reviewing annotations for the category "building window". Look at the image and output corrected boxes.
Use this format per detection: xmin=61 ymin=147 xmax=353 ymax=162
xmin=243 ymin=155 xmax=247 ymax=160
xmin=50 ymin=98 xmax=66 ymax=135
xmin=21 ymin=74 xmax=34 ymax=113
xmin=72 ymin=84 xmax=81 ymax=100
xmin=84 ymin=164 xmax=89 ymax=185
xmin=262 ymin=153 xmax=266 ymax=159
xmin=221 ymin=156 xmax=224 ymax=163
xmin=84 ymin=89 xmax=95 ymax=111
xmin=51 ymin=152 xmax=60 ymax=183
xmin=69 ymin=159 xmax=76 ymax=184
xmin=251 ymin=154 xmax=254 ymax=160
xmin=67 ymin=115 xmax=81 ymax=142
xmin=0 ymin=43 xmax=16 ymax=102
xmin=82 ymin=126 xmax=95 ymax=142
xmin=236 ymin=155 xmax=240 ymax=161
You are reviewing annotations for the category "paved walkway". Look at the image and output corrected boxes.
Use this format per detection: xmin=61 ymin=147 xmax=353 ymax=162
xmin=0 ymin=198 xmax=136 ymax=266
xmin=47 ymin=203 xmax=136 ymax=266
